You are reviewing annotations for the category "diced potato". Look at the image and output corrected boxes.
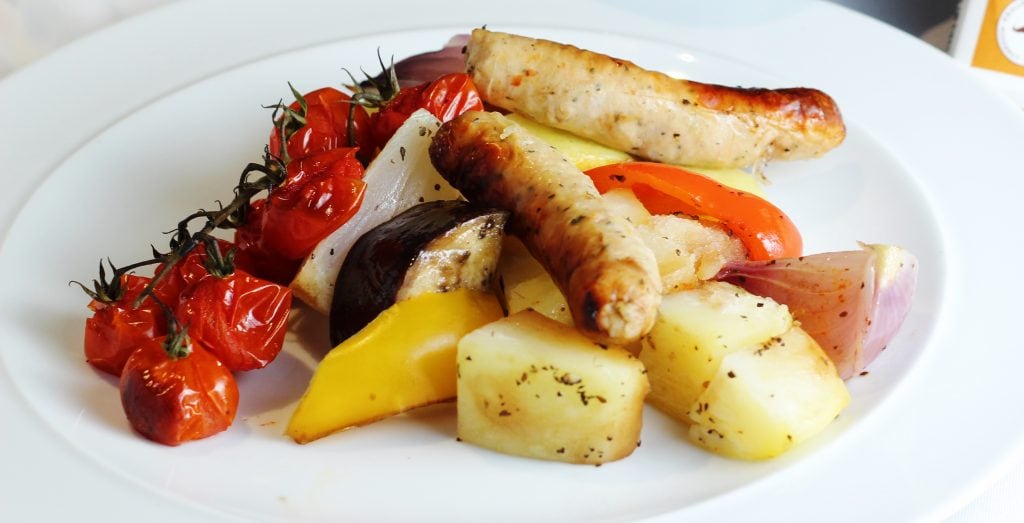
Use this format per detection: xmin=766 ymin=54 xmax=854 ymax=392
xmin=457 ymin=311 xmax=649 ymax=464
xmin=640 ymin=281 xmax=849 ymax=460
xmin=506 ymin=113 xmax=632 ymax=171
xmin=496 ymin=237 xmax=572 ymax=325
xmin=639 ymin=281 xmax=792 ymax=421
xmin=602 ymin=189 xmax=745 ymax=292
xmin=687 ymin=327 xmax=850 ymax=460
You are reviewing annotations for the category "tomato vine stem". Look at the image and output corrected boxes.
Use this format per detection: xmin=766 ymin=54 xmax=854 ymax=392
xmin=76 ymin=151 xmax=285 ymax=356
xmin=77 ymin=54 xmax=400 ymax=357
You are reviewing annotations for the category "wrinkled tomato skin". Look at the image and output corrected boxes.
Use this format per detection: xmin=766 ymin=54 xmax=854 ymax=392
xmin=281 ymin=146 xmax=364 ymax=187
xmin=233 ymin=199 xmax=302 ymax=285
xmin=152 ymin=239 xmax=253 ymax=305
xmin=176 ymin=270 xmax=292 ymax=372
xmin=84 ymin=274 xmax=165 ymax=376
xmin=260 ymin=147 xmax=366 ymax=261
xmin=268 ymin=87 xmax=371 ymax=162
xmin=370 ymin=73 xmax=483 ymax=151
xmin=119 ymin=337 xmax=238 ymax=446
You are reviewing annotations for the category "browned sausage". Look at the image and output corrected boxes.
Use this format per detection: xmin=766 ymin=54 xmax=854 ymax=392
xmin=465 ymin=29 xmax=846 ymax=168
xmin=429 ymin=111 xmax=662 ymax=345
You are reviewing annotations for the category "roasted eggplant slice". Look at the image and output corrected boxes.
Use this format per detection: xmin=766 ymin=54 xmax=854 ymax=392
xmin=329 ymin=200 xmax=509 ymax=345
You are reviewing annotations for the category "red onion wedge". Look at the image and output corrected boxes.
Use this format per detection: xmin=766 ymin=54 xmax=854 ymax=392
xmin=716 ymin=244 xmax=918 ymax=379
xmin=362 ymin=34 xmax=469 ymax=89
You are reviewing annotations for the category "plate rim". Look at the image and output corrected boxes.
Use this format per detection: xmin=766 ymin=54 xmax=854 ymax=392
xmin=3 ymin=1 xmax=1024 ymax=521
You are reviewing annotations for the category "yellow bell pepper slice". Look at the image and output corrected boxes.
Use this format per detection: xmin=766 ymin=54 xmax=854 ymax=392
xmin=286 ymin=289 xmax=503 ymax=443
xmin=504 ymin=113 xmax=766 ymax=198
xmin=505 ymin=113 xmax=632 ymax=171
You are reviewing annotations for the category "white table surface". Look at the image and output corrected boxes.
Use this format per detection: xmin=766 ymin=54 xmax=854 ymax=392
xmin=2 ymin=1 xmax=1021 ymax=520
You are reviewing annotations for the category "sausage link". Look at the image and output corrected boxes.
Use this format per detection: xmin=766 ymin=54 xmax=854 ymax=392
xmin=465 ymin=29 xmax=845 ymax=168
xmin=429 ymin=111 xmax=662 ymax=344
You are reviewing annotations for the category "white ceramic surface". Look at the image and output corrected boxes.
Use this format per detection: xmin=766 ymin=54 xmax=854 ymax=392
xmin=1 ymin=1 xmax=1022 ymax=521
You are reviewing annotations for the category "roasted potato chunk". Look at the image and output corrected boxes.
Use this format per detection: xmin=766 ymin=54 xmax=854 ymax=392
xmin=457 ymin=311 xmax=649 ymax=464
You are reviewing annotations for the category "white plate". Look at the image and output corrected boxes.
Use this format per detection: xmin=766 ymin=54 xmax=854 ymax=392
xmin=1 ymin=1 xmax=1022 ymax=521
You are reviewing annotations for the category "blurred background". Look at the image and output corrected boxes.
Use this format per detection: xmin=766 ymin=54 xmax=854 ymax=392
xmin=832 ymin=0 xmax=960 ymax=35
xmin=0 ymin=0 xmax=962 ymax=78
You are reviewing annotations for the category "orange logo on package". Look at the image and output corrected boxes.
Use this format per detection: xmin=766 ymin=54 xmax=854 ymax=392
xmin=973 ymin=0 xmax=1024 ymax=75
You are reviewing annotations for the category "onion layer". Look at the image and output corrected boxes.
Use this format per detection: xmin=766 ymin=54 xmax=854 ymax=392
xmin=716 ymin=244 xmax=917 ymax=379
xmin=363 ymin=35 xmax=469 ymax=89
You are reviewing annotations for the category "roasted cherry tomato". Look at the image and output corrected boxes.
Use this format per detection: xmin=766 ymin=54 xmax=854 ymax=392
xmin=369 ymin=72 xmax=483 ymax=151
xmin=120 ymin=334 xmax=238 ymax=446
xmin=84 ymin=274 xmax=164 ymax=376
xmin=233 ymin=199 xmax=303 ymax=285
xmin=152 ymin=239 xmax=253 ymax=305
xmin=176 ymin=269 xmax=292 ymax=372
xmin=585 ymin=162 xmax=803 ymax=261
xmin=269 ymin=87 xmax=371 ymax=163
xmin=260 ymin=147 xmax=366 ymax=261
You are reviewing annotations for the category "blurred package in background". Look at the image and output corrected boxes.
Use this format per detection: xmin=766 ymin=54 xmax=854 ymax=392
xmin=951 ymin=0 xmax=1024 ymax=105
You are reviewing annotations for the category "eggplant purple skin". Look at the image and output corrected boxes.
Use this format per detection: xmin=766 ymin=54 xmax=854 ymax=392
xmin=329 ymin=200 xmax=507 ymax=346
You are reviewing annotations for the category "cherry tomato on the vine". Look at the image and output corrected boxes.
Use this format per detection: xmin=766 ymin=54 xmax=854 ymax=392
xmin=152 ymin=238 xmax=253 ymax=305
xmin=176 ymin=269 xmax=292 ymax=372
xmin=269 ymin=87 xmax=371 ymax=163
xmin=369 ymin=72 xmax=483 ymax=152
xmin=84 ymin=274 xmax=165 ymax=376
xmin=120 ymin=335 xmax=238 ymax=446
xmin=233 ymin=199 xmax=302 ymax=285
xmin=259 ymin=147 xmax=366 ymax=261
